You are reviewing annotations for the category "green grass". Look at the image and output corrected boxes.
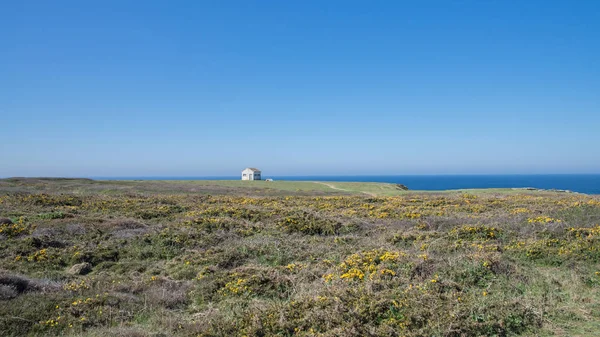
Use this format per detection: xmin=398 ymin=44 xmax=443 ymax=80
xmin=172 ymin=180 xmax=410 ymax=196
xmin=0 ymin=177 xmax=576 ymax=197
xmin=173 ymin=179 xmax=345 ymax=192
xmin=165 ymin=180 xmax=562 ymax=196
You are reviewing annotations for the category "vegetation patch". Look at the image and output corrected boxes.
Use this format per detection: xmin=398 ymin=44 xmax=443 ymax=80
xmin=278 ymin=211 xmax=354 ymax=235
xmin=0 ymin=179 xmax=599 ymax=336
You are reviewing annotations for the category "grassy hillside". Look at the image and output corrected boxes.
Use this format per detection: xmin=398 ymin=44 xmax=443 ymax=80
xmin=1 ymin=179 xmax=600 ymax=336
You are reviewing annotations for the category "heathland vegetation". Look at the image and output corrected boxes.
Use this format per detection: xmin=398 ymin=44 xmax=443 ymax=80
xmin=1 ymin=178 xmax=600 ymax=336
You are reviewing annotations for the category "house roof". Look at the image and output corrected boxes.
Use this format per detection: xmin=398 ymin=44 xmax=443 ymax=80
xmin=244 ymin=168 xmax=261 ymax=172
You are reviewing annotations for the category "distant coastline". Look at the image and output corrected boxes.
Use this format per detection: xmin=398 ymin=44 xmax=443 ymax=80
xmin=88 ymin=174 xmax=600 ymax=195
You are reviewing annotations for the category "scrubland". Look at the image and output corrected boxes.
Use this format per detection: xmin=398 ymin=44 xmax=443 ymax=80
xmin=1 ymin=178 xmax=600 ymax=336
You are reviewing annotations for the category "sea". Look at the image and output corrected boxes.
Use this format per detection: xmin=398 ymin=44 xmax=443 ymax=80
xmin=94 ymin=174 xmax=600 ymax=195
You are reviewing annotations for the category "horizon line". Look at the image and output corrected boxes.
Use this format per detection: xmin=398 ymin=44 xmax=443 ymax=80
xmin=2 ymin=172 xmax=600 ymax=180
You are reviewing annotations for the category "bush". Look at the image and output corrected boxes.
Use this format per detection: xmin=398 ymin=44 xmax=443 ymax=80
xmin=278 ymin=211 xmax=353 ymax=235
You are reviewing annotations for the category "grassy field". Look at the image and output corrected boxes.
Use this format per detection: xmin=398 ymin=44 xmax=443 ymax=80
xmin=0 ymin=178 xmax=409 ymax=196
xmin=0 ymin=177 xmax=569 ymax=197
xmin=1 ymin=178 xmax=600 ymax=336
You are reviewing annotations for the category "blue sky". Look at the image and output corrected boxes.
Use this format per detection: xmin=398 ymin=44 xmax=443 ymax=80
xmin=1 ymin=0 xmax=599 ymax=177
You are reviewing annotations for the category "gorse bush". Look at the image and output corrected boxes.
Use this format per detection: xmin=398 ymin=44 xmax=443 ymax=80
xmin=277 ymin=211 xmax=353 ymax=235
xmin=448 ymin=225 xmax=501 ymax=240
xmin=504 ymin=224 xmax=600 ymax=264
xmin=0 ymin=217 xmax=34 ymax=238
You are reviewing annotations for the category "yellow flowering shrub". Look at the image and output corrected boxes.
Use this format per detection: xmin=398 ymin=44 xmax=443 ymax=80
xmin=328 ymin=249 xmax=406 ymax=282
xmin=27 ymin=248 xmax=49 ymax=262
xmin=0 ymin=217 xmax=34 ymax=238
xmin=527 ymin=216 xmax=562 ymax=224
xmin=278 ymin=211 xmax=348 ymax=235
xmin=449 ymin=225 xmax=500 ymax=240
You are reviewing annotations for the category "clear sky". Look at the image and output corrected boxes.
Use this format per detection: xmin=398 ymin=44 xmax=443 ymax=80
xmin=2 ymin=1 xmax=599 ymax=177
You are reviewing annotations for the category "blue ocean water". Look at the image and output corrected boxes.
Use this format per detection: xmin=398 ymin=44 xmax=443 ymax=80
xmin=94 ymin=174 xmax=600 ymax=194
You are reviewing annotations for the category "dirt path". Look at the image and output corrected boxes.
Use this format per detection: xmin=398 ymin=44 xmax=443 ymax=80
xmin=313 ymin=182 xmax=377 ymax=197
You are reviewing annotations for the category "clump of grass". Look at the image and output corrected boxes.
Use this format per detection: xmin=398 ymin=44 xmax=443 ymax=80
xmin=37 ymin=211 xmax=69 ymax=220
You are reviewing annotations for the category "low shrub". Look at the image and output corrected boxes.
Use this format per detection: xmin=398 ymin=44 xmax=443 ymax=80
xmin=278 ymin=211 xmax=353 ymax=235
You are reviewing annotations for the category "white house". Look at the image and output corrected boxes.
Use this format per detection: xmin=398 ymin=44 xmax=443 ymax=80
xmin=241 ymin=168 xmax=261 ymax=180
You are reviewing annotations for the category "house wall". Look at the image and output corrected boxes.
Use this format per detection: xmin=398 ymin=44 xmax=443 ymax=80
xmin=241 ymin=169 xmax=261 ymax=180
